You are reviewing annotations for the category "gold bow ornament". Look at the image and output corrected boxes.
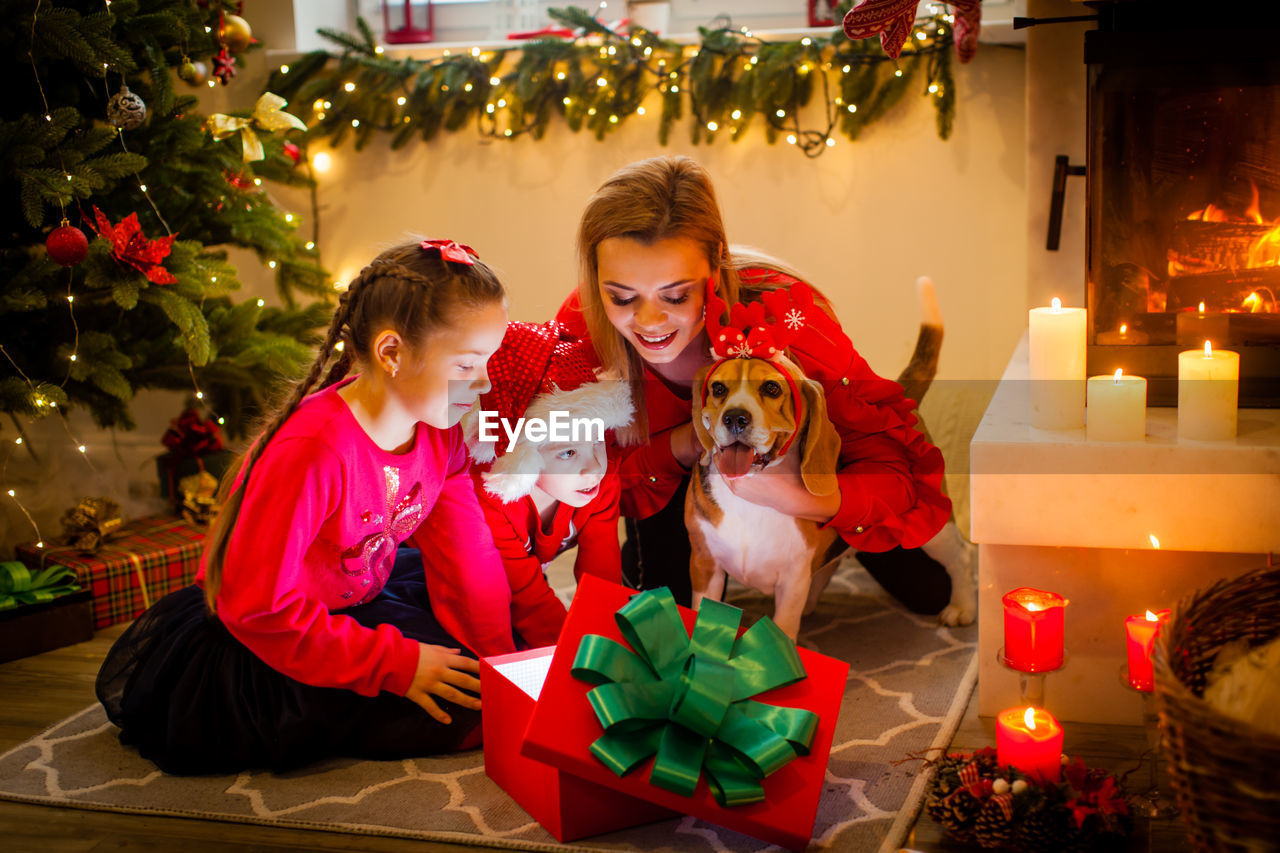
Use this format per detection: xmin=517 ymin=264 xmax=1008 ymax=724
xmin=60 ymin=496 xmax=124 ymax=552
xmin=207 ymin=92 xmax=307 ymax=163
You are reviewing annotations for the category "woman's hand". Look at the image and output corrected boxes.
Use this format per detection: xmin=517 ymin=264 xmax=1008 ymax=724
xmin=718 ymin=446 xmax=841 ymax=522
xmin=405 ymin=643 xmax=482 ymax=724
xmin=670 ymin=421 xmax=704 ymax=469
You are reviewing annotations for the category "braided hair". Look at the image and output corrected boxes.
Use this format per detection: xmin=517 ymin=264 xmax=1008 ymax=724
xmin=202 ymin=241 xmax=505 ymax=611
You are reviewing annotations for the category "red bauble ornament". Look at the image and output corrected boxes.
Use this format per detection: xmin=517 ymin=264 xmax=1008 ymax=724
xmin=283 ymin=141 xmax=301 ymax=164
xmin=46 ymin=221 xmax=89 ymax=267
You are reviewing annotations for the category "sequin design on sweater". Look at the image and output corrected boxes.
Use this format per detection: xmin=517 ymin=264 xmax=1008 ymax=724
xmin=339 ymin=466 xmax=424 ymax=603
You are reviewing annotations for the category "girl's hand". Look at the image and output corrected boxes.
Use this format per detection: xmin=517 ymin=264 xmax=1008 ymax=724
xmin=719 ymin=447 xmax=841 ymax=522
xmin=406 ymin=643 xmax=482 ymax=724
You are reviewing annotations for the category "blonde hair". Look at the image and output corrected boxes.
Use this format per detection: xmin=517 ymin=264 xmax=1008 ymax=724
xmin=202 ymin=241 xmax=505 ymax=611
xmin=575 ymin=156 xmax=825 ymax=442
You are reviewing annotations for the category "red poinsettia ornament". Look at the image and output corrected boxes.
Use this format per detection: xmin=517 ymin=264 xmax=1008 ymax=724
xmin=88 ymin=206 xmax=178 ymax=284
xmin=212 ymin=47 xmax=237 ymax=85
xmin=842 ymin=0 xmax=981 ymax=63
xmin=283 ymin=141 xmax=301 ymax=164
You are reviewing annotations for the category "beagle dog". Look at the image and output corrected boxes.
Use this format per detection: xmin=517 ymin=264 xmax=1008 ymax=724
xmin=686 ymin=277 xmax=977 ymax=640
xmin=686 ymin=354 xmax=842 ymax=640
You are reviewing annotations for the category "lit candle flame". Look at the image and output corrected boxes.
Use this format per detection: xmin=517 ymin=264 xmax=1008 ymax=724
xmin=1204 ymin=340 xmax=1213 ymax=358
xmin=1025 ymin=601 xmax=1042 ymax=612
xmin=1149 ymin=534 xmax=1160 ymax=549
xmin=1198 ymin=301 xmax=1206 ymax=313
xmin=1113 ymin=368 xmax=1124 ymax=382
xmin=1145 ymin=610 xmax=1159 ymax=622
xmin=1024 ymin=707 xmax=1036 ymax=730
xmin=1051 ymin=297 xmax=1062 ymax=311
xmin=1119 ymin=323 xmax=1128 ymax=334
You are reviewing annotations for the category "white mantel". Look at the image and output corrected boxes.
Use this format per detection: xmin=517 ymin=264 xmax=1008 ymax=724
xmin=970 ymin=334 xmax=1279 ymax=725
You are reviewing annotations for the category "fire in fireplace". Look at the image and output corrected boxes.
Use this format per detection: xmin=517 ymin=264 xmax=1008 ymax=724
xmin=1084 ymin=4 xmax=1280 ymax=405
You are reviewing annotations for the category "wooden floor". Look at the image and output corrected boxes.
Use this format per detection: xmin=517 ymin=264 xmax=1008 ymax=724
xmin=0 ymin=627 xmax=1193 ymax=853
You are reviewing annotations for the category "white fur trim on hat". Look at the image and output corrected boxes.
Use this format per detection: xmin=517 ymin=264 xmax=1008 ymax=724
xmin=481 ymin=378 xmax=633 ymax=503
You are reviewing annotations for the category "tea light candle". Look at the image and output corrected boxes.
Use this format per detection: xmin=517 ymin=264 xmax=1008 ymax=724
xmin=1175 ymin=302 xmax=1229 ymax=347
xmin=1124 ymin=608 xmax=1171 ymax=692
xmin=1086 ymin=369 xmax=1147 ymax=441
xmin=996 ymin=706 xmax=1064 ymax=783
xmin=1002 ymin=588 xmax=1067 ymax=672
xmin=1029 ymin=298 xmax=1086 ymax=430
xmin=1177 ymin=341 xmax=1239 ymax=441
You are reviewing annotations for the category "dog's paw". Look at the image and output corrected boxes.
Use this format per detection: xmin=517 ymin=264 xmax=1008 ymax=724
xmin=938 ymin=600 xmax=976 ymax=627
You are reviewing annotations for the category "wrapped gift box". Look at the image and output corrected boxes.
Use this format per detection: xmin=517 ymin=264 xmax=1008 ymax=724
xmin=511 ymin=575 xmax=849 ymax=851
xmin=156 ymin=449 xmax=235 ymax=503
xmin=481 ymin=646 xmax=676 ymax=841
xmin=15 ymin=516 xmax=205 ymax=629
xmin=0 ymin=589 xmax=92 ymax=663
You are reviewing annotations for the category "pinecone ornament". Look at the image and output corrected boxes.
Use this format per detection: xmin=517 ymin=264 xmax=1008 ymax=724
xmin=972 ymin=798 xmax=1015 ymax=849
xmin=1014 ymin=806 xmax=1068 ymax=852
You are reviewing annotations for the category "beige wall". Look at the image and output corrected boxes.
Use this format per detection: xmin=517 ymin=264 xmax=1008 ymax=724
xmin=2 ymin=40 xmax=1027 ymax=551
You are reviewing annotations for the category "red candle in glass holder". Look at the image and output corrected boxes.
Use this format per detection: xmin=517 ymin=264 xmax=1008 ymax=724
xmin=996 ymin=706 xmax=1064 ymax=783
xmin=1124 ymin=608 xmax=1171 ymax=691
xmin=1002 ymin=588 xmax=1067 ymax=672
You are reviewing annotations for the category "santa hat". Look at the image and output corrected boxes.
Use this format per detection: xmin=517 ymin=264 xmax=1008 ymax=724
xmin=461 ymin=321 xmax=633 ymax=502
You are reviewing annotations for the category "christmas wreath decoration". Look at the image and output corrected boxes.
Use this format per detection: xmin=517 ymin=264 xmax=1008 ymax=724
xmin=924 ymin=747 xmax=1132 ymax=851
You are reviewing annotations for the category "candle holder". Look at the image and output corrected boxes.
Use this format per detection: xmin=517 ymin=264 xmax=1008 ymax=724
xmin=997 ymin=646 xmax=1067 ymax=708
xmin=1119 ymin=664 xmax=1179 ymax=820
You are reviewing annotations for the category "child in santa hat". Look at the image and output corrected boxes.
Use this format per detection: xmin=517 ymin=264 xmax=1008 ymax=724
xmin=461 ymin=321 xmax=633 ymax=647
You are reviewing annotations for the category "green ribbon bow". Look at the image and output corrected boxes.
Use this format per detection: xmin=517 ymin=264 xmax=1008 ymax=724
xmin=571 ymin=587 xmax=818 ymax=807
xmin=0 ymin=561 xmax=81 ymax=611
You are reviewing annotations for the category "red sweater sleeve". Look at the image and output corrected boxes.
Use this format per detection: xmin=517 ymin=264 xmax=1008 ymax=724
xmin=217 ymin=437 xmax=420 ymax=697
xmin=614 ymin=426 xmax=686 ymax=519
xmin=475 ymin=487 xmax=567 ymax=649
xmin=807 ymin=344 xmax=951 ymax=552
xmin=408 ymin=436 xmax=517 ymax=657
xmin=571 ymin=470 xmax=623 ymax=584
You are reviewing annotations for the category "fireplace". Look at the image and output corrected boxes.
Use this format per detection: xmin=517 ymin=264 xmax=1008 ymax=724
xmin=1084 ymin=6 xmax=1280 ymax=405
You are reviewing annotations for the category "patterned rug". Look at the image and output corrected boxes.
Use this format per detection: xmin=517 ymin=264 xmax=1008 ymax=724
xmin=0 ymin=560 xmax=976 ymax=853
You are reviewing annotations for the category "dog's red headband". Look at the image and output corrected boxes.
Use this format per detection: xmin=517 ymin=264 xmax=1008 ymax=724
xmin=700 ymin=278 xmax=816 ymax=458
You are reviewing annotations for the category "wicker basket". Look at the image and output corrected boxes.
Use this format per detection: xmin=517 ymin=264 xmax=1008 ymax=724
xmin=1154 ymin=564 xmax=1280 ymax=852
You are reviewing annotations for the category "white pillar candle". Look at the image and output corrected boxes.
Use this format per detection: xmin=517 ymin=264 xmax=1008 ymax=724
xmin=1087 ymin=369 xmax=1147 ymax=441
xmin=1178 ymin=341 xmax=1239 ymax=441
xmin=1029 ymin=298 xmax=1087 ymax=430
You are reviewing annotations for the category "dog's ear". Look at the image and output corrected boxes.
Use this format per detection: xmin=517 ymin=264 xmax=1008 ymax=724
xmin=690 ymin=363 xmax=715 ymax=461
xmin=798 ymin=378 xmax=840 ymax=496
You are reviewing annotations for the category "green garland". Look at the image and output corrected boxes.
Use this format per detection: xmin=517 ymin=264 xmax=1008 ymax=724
xmin=266 ymin=6 xmax=958 ymax=158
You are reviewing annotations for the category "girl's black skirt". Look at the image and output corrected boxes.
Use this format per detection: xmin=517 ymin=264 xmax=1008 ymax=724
xmin=95 ymin=548 xmax=480 ymax=776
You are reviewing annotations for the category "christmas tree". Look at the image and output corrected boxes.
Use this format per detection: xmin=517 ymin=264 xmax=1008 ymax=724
xmin=1 ymin=0 xmax=329 ymax=437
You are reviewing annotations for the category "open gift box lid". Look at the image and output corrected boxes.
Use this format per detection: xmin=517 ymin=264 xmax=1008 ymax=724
xmin=522 ymin=575 xmax=850 ymax=851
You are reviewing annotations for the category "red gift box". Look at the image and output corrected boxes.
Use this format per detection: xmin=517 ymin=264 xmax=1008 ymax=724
xmin=480 ymin=646 xmax=676 ymax=841
xmin=15 ymin=515 xmax=205 ymax=629
xmin=520 ymin=575 xmax=850 ymax=851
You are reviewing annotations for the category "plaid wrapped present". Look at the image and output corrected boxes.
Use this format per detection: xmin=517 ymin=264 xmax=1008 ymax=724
xmin=14 ymin=515 xmax=206 ymax=630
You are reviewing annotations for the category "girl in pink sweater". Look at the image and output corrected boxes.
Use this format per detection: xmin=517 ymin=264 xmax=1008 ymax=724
xmin=97 ymin=240 xmax=513 ymax=774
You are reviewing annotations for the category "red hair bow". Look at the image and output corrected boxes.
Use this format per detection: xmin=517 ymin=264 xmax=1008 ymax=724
xmin=704 ymin=278 xmax=814 ymax=360
xmin=419 ymin=239 xmax=477 ymax=265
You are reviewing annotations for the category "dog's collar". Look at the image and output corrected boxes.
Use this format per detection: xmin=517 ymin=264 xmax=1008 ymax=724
xmin=699 ymin=357 xmax=805 ymax=460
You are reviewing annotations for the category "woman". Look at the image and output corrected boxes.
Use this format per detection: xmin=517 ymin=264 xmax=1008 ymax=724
xmin=556 ymin=155 xmax=954 ymax=612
